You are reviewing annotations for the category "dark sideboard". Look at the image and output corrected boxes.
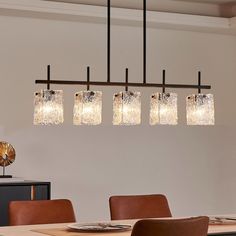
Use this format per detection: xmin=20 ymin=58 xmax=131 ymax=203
xmin=0 ymin=181 xmax=51 ymax=226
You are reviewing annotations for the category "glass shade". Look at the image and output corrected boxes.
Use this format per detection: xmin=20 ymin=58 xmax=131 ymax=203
xmin=113 ymin=91 xmax=141 ymax=125
xmin=33 ymin=90 xmax=64 ymax=125
xmin=186 ymin=94 xmax=215 ymax=125
xmin=73 ymin=91 xmax=102 ymax=125
xmin=150 ymin=93 xmax=178 ymax=125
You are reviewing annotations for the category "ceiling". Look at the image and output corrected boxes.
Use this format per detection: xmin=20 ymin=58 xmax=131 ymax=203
xmin=44 ymin=0 xmax=236 ymax=17
xmin=175 ymin=0 xmax=234 ymax=3
xmin=45 ymin=0 xmax=236 ymax=4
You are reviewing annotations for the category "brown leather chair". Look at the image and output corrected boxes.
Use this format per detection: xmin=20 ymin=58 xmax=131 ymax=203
xmin=131 ymin=217 xmax=209 ymax=236
xmin=109 ymin=194 xmax=172 ymax=220
xmin=9 ymin=199 xmax=76 ymax=226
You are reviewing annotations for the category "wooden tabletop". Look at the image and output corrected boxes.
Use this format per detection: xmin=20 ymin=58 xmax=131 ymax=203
xmin=1 ymin=219 xmax=236 ymax=236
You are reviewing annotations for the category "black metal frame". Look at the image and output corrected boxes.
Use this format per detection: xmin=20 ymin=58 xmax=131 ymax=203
xmin=107 ymin=0 xmax=110 ymax=83
xmin=143 ymin=0 xmax=146 ymax=84
xmin=36 ymin=65 xmax=211 ymax=90
xmin=35 ymin=0 xmax=211 ymax=92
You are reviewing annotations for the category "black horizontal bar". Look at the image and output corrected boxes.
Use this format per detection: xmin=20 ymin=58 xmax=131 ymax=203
xmin=35 ymin=80 xmax=211 ymax=90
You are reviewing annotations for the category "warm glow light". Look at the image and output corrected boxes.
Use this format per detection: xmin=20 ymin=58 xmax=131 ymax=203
xmin=33 ymin=90 xmax=64 ymax=125
xmin=150 ymin=93 xmax=178 ymax=125
xmin=73 ymin=91 xmax=102 ymax=125
xmin=186 ymin=94 xmax=215 ymax=125
xmin=113 ymin=91 xmax=141 ymax=125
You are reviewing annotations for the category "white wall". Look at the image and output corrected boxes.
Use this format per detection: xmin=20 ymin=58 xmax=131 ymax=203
xmin=0 ymin=12 xmax=236 ymax=221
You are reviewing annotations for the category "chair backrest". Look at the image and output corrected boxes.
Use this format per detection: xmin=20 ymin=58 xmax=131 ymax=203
xmin=131 ymin=217 xmax=209 ymax=236
xmin=9 ymin=199 xmax=76 ymax=226
xmin=109 ymin=194 xmax=172 ymax=220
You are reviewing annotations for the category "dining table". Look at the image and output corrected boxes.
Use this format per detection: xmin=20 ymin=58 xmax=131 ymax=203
xmin=1 ymin=218 xmax=236 ymax=236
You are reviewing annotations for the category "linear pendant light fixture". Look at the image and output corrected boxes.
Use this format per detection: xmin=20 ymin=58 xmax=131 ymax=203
xmin=34 ymin=0 xmax=214 ymax=126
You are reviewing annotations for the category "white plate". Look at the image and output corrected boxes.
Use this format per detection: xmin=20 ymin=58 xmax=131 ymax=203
xmin=68 ymin=223 xmax=132 ymax=232
xmin=210 ymin=217 xmax=236 ymax=225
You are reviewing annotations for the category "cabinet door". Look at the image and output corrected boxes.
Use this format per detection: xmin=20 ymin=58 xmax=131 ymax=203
xmin=34 ymin=185 xmax=50 ymax=200
xmin=0 ymin=185 xmax=31 ymax=226
xmin=0 ymin=184 xmax=50 ymax=226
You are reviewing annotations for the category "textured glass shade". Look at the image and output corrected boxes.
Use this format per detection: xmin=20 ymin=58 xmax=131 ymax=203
xmin=113 ymin=91 xmax=141 ymax=125
xmin=186 ymin=94 xmax=215 ymax=125
xmin=150 ymin=93 xmax=178 ymax=125
xmin=73 ymin=91 xmax=102 ymax=125
xmin=34 ymin=90 xmax=64 ymax=125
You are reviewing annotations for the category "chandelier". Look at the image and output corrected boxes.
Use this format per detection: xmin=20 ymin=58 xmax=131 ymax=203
xmin=34 ymin=0 xmax=214 ymax=126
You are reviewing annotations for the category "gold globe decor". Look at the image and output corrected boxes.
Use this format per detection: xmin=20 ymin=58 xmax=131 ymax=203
xmin=0 ymin=142 xmax=16 ymax=178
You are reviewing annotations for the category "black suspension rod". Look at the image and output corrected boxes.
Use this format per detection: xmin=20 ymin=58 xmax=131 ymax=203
xmin=143 ymin=0 xmax=146 ymax=84
xmin=107 ymin=0 xmax=111 ymax=83
xmin=87 ymin=66 xmax=90 ymax=91
xmin=125 ymin=68 xmax=129 ymax=91
xmin=162 ymin=70 xmax=166 ymax=93
xmin=47 ymin=65 xmax=50 ymax=90
xmin=35 ymin=79 xmax=211 ymax=90
xmin=198 ymin=71 xmax=201 ymax=94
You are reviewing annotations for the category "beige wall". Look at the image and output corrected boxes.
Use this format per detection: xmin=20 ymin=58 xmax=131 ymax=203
xmin=0 ymin=13 xmax=236 ymax=221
